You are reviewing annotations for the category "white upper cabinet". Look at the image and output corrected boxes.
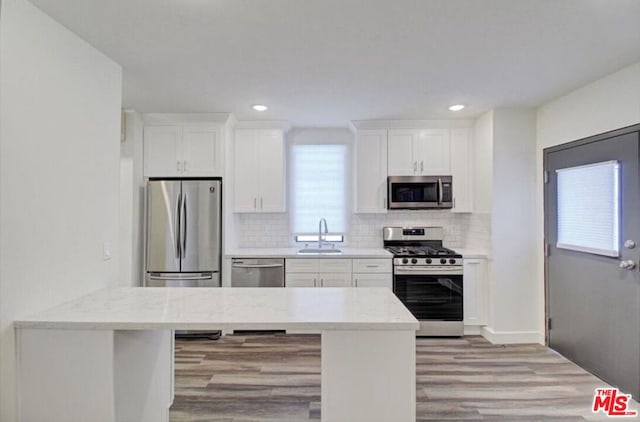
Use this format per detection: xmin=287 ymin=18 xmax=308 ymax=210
xmin=144 ymin=125 xmax=222 ymax=177
xmin=182 ymin=127 xmax=221 ymax=176
xmin=258 ymin=130 xmax=286 ymax=212
xmin=233 ymin=129 xmax=286 ymax=213
xmin=233 ymin=130 xmax=260 ymax=212
xmin=143 ymin=126 xmax=182 ymax=177
xmin=416 ymin=129 xmax=450 ymax=175
xmin=354 ymin=129 xmax=388 ymax=213
xmin=450 ymin=128 xmax=473 ymax=213
xmin=387 ymin=129 xmax=450 ymax=176
xmin=387 ymin=130 xmax=416 ymax=176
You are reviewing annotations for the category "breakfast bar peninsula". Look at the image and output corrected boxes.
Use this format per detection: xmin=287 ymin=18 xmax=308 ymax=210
xmin=15 ymin=287 xmax=418 ymax=422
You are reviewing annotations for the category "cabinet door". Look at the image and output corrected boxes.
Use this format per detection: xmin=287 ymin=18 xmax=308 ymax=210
xmin=450 ymin=128 xmax=473 ymax=213
xmin=182 ymin=126 xmax=221 ymax=177
xmin=319 ymin=272 xmax=352 ymax=287
xmin=463 ymin=258 xmax=487 ymax=326
xmin=258 ymin=130 xmax=286 ymax=212
xmin=286 ymin=273 xmax=317 ymax=287
xmin=354 ymin=130 xmax=388 ymax=213
xmin=414 ymin=129 xmax=450 ymax=175
xmin=143 ymin=126 xmax=182 ymax=177
xmin=352 ymin=273 xmax=392 ymax=289
xmin=233 ymin=130 xmax=261 ymax=212
xmin=387 ymin=130 xmax=417 ymax=176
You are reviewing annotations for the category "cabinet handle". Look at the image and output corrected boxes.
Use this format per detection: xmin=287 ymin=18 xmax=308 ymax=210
xmin=413 ymin=161 xmax=417 ymax=173
xmin=314 ymin=277 xmax=317 ymax=287
xmin=420 ymin=161 xmax=424 ymax=172
xmin=365 ymin=265 xmax=379 ymax=268
xmin=453 ymin=197 xmax=456 ymax=209
xmin=177 ymin=160 xmax=181 ymax=172
xmin=260 ymin=197 xmax=263 ymax=210
xmin=354 ymin=278 xmax=358 ymax=287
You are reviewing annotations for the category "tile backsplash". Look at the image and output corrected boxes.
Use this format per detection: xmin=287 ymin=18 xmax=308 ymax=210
xmin=237 ymin=211 xmax=491 ymax=251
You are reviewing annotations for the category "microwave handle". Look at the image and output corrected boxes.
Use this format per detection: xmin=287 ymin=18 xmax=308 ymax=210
xmin=438 ymin=178 xmax=443 ymax=204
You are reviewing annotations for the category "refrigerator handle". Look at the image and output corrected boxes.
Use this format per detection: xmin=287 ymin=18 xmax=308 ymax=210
xmin=176 ymin=193 xmax=182 ymax=260
xmin=148 ymin=274 xmax=213 ymax=281
xmin=182 ymin=193 xmax=187 ymax=257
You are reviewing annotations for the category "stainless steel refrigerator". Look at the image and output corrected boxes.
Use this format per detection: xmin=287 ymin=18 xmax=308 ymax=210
xmin=145 ymin=179 xmax=221 ymax=288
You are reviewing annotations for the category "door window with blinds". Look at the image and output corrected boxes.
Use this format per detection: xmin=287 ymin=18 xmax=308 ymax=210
xmin=291 ymin=143 xmax=348 ymax=241
xmin=556 ymin=160 xmax=620 ymax=257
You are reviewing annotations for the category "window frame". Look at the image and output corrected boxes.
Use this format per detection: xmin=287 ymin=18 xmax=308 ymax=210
xmin=288 ymin=134 xmax=352 ymax=244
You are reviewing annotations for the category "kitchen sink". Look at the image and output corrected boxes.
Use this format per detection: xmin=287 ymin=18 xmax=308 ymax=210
xmin=297 ymin=248 xmax=342 ymax=255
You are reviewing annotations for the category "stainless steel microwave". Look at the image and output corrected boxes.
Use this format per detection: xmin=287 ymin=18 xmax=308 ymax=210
xmin=387 ymin=176 xmax=453 ymax=209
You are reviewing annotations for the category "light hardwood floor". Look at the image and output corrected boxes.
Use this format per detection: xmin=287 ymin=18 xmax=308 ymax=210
xmin=171 ymin=334 xmax=639 ymax=421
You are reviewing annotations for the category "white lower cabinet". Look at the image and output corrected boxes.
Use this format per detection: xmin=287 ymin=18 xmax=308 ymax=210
xmin=351 ymin=258 xmax=393 ymax=289
xmin=463 ymin=258 xmax=488 ymax=327
xmin=285 ymin=259 xmax=353 ymax=287
xmin=285 ymin=258 xmax=392 ymax=289
xmin=352 ymin=273 xmax=392 ymax=289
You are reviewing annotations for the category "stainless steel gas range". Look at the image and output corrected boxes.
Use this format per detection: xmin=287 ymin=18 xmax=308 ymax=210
xmin=384 ymin=226 xmax=463 ymax=336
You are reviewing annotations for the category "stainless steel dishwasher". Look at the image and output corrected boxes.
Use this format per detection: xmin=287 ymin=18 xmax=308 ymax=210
xmin=231 ymin=258 xmax=285 ymax=287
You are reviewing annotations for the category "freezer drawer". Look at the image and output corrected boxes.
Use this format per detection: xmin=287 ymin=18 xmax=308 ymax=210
xmin=145 ymin=272 xmax=221 ymax=288
xmin=231 ymin=259 xmax=285 ymax=287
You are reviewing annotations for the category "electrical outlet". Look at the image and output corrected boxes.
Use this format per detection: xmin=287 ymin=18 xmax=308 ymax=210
xmin=103 ymin=241 xmax=112 ymax=261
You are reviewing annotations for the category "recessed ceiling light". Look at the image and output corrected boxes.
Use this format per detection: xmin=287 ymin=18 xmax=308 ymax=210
xmin=448 ymin=104 xmax=465 ymax=111
xmin=252 ymin=104 xmax=268 ymax=111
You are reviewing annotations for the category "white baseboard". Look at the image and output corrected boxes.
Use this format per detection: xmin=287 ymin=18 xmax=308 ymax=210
xmin=481 ymin=326 xmax=545 ymax=345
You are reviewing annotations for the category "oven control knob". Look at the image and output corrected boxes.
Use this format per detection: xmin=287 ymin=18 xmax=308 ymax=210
xmin=426 ymin=258 xmax=432 ymax=264
xmin=402 ymin=258 xmax=408 ymax=264
xmin=449 ymin=259 xmax=456 ymax=264
xmin=411 ymin=258 xmax=418 ymax=264
xmin=440 ymin=258 xmax=447 ymax=264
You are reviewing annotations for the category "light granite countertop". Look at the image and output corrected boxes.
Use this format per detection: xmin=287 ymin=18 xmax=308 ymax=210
xmin=455 ymin=248 xmax=491 ymax=259
xmin=14 ymin=287 xmax=419 ymax=331
xmin=225 ymin=248 xmax=393 ymax=259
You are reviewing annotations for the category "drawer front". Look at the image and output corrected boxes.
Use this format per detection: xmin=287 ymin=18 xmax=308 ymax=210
xmin=352 ymin=259 xmax=392 ymax=273
xmin=318 ymin=259 xmax=352 ymax=273
xmin=352 ymin=273 xmax=392 ymax=289
xmin=285 ymin=259 xmax=319 ymax=273
xmin=285 ymin=273 xmax=317 ymax=287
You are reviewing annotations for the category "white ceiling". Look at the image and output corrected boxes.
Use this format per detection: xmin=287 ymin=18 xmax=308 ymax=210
xmin=30 ymin=0 xmax=640 ymax=126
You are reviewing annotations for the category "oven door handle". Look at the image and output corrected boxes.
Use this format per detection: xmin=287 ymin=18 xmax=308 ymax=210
xmin=394 ymin=267 xmax=463 ymax=275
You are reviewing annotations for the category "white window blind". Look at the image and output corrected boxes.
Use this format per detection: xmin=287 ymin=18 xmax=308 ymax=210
xmin=556 ymin=160 xmax=620 ymax=257
xmin=291 ymin=144 xmax=347 ymax=234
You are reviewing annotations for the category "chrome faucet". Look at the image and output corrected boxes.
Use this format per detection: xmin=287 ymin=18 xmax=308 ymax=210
xmin=318 ymin=218 xmax=329 ymax=248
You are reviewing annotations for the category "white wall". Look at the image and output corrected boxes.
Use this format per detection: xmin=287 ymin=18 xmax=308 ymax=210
xmin=535 ymin=61 xmax=640 ymax=343
xmin=487 ymin=109 xmax=539 ymax=342
xmin=120 ymin=111 xmax=145 ymax=286
xmin=0 ymin=0 xmax=123 ymax=420
xmin=472 ymin=111 xmax=493 ymax=214
xmin=537 ymin=62 xmax=640 ymax=149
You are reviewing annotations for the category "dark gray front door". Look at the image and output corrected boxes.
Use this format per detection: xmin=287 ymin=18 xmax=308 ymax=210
xmin=545 ymin=127 xmax=640 ymax=400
